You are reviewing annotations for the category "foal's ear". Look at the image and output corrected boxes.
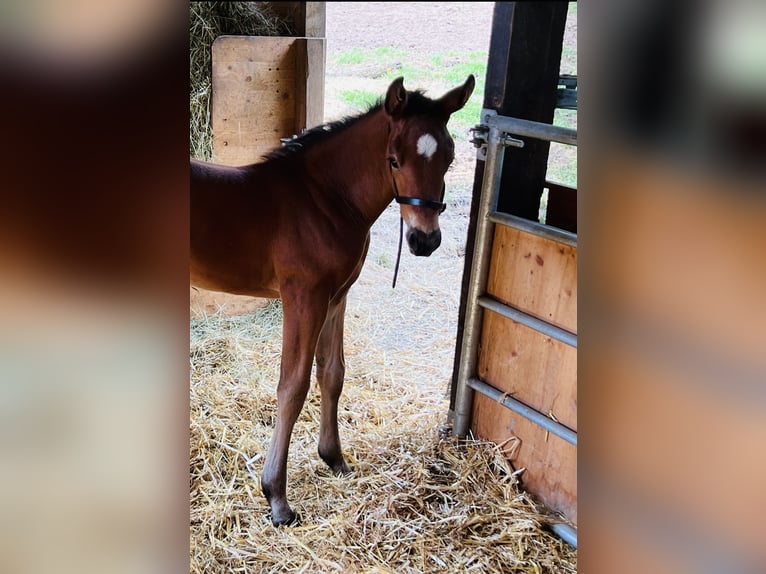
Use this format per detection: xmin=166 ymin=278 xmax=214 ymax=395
xmin=384 ymin=77 xmax=408 ymax=117
xmin=439 ymin=74 xmax=476 ymax=116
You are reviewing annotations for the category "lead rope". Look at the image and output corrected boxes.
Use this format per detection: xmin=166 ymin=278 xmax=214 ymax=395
xmin=392 ymin=214 xmax=404 ymax=289
xmin=390 ymin=160 xmax=403 ymax=289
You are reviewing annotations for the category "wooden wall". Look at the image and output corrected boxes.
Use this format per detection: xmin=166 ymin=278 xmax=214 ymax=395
xmin=472 ymin=225 xmax=578 ymax=524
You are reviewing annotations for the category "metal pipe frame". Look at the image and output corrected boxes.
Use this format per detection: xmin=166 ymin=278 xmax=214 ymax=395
xmin=487 ymin=210 xmax=577 ymax=248
xmin=452 ymin=113 xmax=579 ymax=548
xmin=467 ymin=377 xmax=577 ymax=446
xmin=550 ymin=523 xmax=578 ymax=548
xmin=453 ymin=125 xmax=506 ymax=438
xmin=488 ymin=114 xmax=578 ymax=146
xmin=477 ymin=295 xmax=577 ymax=348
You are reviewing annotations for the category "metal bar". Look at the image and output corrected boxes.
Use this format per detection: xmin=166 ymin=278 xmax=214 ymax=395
xmin=467 ymin=377 xmax=578 ymax=446
xmin=556 ymin=88 xmax=578 ymax=110
xmin=488 ymin=210 xmax=577 ymax=248
xmin=550 ymin=522 xmax=578 ymax=548
xmin=478 ymin=296 xmax=577 ymax=348
xmin=452 ymin=126 xmax=507 ymax=438
xmin=488 ymin=114 xmax=577 ymax=146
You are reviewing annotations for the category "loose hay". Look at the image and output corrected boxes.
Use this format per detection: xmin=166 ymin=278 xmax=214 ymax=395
xmin=189 ymin=2 xmax=288 ymax=160
xmin=190 ymin=301 xmax=577 ymax=573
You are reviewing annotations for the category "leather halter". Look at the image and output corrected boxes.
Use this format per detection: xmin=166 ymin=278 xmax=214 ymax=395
xmin=389 ymin=159 xmax=447 ymax=288
xmin=389 ymin=158 xmax=447 ymax=214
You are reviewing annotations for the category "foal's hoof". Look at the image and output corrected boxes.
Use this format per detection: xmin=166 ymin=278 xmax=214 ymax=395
xmin=271 ymin=510 xmax=301 ymax=527
xmin=319 ymin=450 xmax=353 ymax=476
xmin=326 ymin=460 xmax=352 ymax=476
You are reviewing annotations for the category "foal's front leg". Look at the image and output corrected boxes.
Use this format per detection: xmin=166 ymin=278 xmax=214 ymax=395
xmin=261 ymin=287 xmax=328 ymax=526
xmin=315 ymin=294 xmax=352 ymax=475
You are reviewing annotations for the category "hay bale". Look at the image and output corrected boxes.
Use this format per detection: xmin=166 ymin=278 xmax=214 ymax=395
xmin=189 ymin=2 xmax=289 ymax=160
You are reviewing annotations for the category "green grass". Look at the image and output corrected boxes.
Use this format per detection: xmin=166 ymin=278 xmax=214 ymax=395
xmin=339 ymin=89 xmax=380 ymax=110
xmin=334 ymin=47 xmax=488 ymax=138
xmin=334 ymin=47 xmax=410 ymax=66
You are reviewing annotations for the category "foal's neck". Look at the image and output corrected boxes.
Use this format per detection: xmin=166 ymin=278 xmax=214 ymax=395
xmin=307 ymin=108 xmax=393 ymax=230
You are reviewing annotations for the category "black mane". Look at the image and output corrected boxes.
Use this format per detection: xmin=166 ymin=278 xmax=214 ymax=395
xmin=263 ymin=89 xmax=444 ymax=161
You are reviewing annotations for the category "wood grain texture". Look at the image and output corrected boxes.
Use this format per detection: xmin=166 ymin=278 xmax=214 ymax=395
xmin=211 ymin=36 xmax=325 ymax=167
xmin=477 ymin=311 xmax=577 ymax=430
xmin=473 ymin=223 xmax=577 ymax=526
xmin=486 ymin=225 xmax=577 ymax=333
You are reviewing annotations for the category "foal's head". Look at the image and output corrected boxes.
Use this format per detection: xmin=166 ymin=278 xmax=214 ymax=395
xmin=384 ymin=75 xmax=475 ymax=256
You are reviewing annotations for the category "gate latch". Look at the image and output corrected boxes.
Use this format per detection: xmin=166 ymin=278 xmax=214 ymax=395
xmin=469 ymin=124 xmax=489 ymax=156
xmin=469 ymin=109 xmax=524 ymax=161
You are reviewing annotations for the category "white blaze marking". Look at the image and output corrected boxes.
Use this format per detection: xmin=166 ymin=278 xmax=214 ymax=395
xmin=416 ymin=133 xmax=438 ymax=159
xmin=404 ymin=212 xmax=419 ymax=228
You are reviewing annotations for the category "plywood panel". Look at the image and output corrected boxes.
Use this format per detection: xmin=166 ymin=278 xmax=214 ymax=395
xmin=486 ymin=225 xmax=577 ymax=333
xmin=296 ymin=36 xmax=326 ymax=134
xmin=473 ymin=221 xmax=578 ymax=526
xmin=472 ymin=392 xmax=577 ymax=524
xmin=477 ymin=310 xmax=577 ymax=430
xmin=211 ymin=36 xmax=325 ymax=167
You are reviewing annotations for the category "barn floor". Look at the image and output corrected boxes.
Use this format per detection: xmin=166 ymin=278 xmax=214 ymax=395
xmin=190 ymin=305 xmax=577 ymax=573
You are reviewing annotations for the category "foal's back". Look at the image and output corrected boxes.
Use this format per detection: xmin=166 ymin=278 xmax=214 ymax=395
xmin=190 ymin=158 xmax=287 ymax=298
xmin=190 ymin=155 xmax=364 ymax=300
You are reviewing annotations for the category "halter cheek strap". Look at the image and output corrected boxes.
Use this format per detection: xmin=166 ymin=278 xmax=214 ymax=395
xmin=389 ymin=162 xmax=447 ymax=289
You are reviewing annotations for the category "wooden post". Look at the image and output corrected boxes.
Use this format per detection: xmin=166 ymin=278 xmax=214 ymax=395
xmin=450 ymin=2 xmax=569 ymax=412
xmin=489 ymin=2 xmax=568 ymax=218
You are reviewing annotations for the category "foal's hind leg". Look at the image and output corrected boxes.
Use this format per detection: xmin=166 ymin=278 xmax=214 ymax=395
xmin=261 ymin=287 xmax=328 ymax=526
xmin=315 ymin=294 xmax=352 ymax=475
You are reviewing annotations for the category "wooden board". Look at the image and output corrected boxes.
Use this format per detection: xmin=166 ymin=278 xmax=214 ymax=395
xmin=472 ymin=392 xmax=577 ymax=524
xmin=473 ymin=222 xmax=578 ymax=526
xmin=477 ymin=311 xmax=577 ymax=430
xmin=211 ymin=36 xmax=325 ymax=166
xmin=486 ymin=225 xmax=577 ymax=333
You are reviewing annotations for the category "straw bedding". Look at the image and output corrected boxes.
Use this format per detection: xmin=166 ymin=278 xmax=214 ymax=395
xmin=190 ymin=297 xmax=577 ymax=573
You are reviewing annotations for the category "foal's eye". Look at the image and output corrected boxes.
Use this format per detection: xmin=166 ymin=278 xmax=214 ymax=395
xmin=388 ymin=156 xmax=400 ymax=170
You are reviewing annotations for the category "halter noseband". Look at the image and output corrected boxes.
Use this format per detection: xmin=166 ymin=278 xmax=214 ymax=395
xmin=389 ymin=159 xmax=447 ymax=289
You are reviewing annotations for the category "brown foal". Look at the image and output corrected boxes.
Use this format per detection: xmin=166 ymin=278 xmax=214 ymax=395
xmin=191 ymin=75 xmax=475 ymax=525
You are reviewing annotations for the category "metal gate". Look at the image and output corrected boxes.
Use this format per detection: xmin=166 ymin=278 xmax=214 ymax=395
xmin=452 ymin=112 xmax=578 ymax=547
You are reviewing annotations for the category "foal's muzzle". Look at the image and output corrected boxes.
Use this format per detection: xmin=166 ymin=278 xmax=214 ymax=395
xmin=406 ymin=228 xmax=442 ymax=256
